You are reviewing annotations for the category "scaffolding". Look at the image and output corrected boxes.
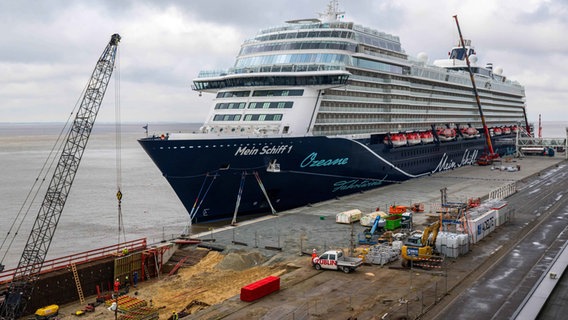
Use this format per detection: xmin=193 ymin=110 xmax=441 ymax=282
xmin=515 ymin=127 xmax=567 ymax=159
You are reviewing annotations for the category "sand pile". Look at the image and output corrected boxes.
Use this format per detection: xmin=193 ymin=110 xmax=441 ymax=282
xmin=215 ymin=250 xmax=268 ymax=271
xmin=135 ymin=248 xmax=286 ymax=319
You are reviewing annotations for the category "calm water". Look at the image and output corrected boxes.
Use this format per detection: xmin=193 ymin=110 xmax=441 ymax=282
xmin=0 ymin=122 xmax=200 ymax=270
xmin=535 ymin=121 xmax=568 ymax=138
xmin=0 ymin=121 xmax=566 ymax=270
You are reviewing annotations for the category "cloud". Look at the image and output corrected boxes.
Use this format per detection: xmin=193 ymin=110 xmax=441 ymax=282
xmin=0 ymin=0 xmax=567 ymax=123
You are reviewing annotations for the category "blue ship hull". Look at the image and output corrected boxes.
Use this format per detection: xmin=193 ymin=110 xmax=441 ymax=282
xmin=138 ymin=134 xmax=515 ymax=223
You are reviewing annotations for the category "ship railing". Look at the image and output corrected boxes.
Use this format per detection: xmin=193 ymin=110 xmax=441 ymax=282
xmin=0 ymin=238 xmax=147 ymax=285
xmin=229 ymin=63 xmax=344 ymax=75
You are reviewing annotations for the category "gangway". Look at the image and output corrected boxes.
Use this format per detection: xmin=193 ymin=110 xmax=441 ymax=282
xmin=515 ymin=127 xmax=567 ymax=159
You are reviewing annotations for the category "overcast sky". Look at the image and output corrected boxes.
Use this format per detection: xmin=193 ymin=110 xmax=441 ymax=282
xmin=1 ymin=0 xmax=567 ymax=125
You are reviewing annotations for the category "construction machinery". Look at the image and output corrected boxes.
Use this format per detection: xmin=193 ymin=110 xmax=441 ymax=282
xmin=453 ymin=15 xmax=499 ymax=166
xmin=358 ymin=216 xmax=385 ymax=245
xmin=400 ymin=221 xmax=442 ymax=268
xmin=0 ymin=34 xmax=120 ymax=319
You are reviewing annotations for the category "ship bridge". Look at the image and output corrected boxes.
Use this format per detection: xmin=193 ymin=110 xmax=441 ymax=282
xmin=192 ymin=70 xmax=349 ymax=93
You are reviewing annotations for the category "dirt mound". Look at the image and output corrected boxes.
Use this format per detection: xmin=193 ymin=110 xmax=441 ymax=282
xmin=130 ymin=249 xmax=287 ymax=319
xmin=215 ymin=250 xmax=268 ymax=271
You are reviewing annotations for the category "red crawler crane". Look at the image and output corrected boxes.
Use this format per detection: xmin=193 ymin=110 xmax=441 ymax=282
xmin=453 ymin=15 xmax=499 ymax=165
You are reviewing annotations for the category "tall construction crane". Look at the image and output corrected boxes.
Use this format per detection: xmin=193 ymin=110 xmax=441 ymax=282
xmin=453 ymin=15 xmax=499 ymax=165
xmin=0 ymin=33 xmax=121 ymax=320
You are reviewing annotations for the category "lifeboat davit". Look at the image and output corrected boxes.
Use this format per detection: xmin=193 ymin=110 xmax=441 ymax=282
xmin=437 ymin=128 xmax=456 ymax=142
xmin=384 ymin=133 xmax=407 ymax=147
xmin=406 ymin=132 xmax=421 ymax=145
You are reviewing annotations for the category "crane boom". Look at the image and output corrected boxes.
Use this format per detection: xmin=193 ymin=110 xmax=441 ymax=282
xmin=0 ymin=33 xmax=121 ymax=320
xmin=453 ymin=15 xmax=496 ymax=158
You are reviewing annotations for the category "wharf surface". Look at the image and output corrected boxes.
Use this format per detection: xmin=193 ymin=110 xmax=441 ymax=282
xmin=192 ymin=156 xmax=561 ymax=250
xmin=185 ymin=155 xmax=568 ymax=319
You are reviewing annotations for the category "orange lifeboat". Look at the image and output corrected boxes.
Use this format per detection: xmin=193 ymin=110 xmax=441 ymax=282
xmin=406 ymin=132 xmax=421 ymax=145
xmin=438 ymin=128 xmax=456 ymax=141
xmin=384 ymin=133 xmax=407 ymax=147
xmin=503 ymin=126 xmax=511 ymax=135
xmin=493 ymin=127 xmax=502 ymax=135
xmin=420 ymin=131 xmax=434 ymax=144
xmin=461 ymin=127 xmax=479 ymax=139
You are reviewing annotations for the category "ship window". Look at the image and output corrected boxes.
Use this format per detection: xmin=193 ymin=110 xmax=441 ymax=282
xmin=215 ymin=102 xmax=246 ymax=110
xmin=253 ymin=89 xmax=304 ymax=97
xmin=213 ymin=114 xmax=241 ymax=121
xmin=236 ymin=53 xmax=349 ymax=69
xmin=216 ymin=90 xmax=250 ymax=98
xmin=195 ymin=74 xmax=347 ymax=90
xmin=243 ymin=114 xmax=283 ymax=121
xmin=249 ymin=101 xmax=293 ymax=109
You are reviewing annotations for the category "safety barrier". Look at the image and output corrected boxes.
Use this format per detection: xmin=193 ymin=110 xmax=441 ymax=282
xmin=0 ymin=238 xmax=147 ymax=285
xmin=240 ymin=276 xmax=280 ymax=302
xmin=489 ymin=181 xmax=517 ymax=200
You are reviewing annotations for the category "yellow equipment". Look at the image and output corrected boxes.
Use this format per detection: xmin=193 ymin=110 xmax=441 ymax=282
xmin=401 ymin=221 xmax=442 ymax=268
xmin=34 ymin=305 xmax=59 ymax=319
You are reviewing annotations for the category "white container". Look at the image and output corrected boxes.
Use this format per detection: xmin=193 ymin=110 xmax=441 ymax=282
xmin=435 ymin=231 xmax=470 ymax=258
xmin=336 ymin=209 xmax=362 ymax=224
xmin=458 ymin=234 xmax=469 ymax=255
xmin=469 ymin=209 xmax=497 ymax=244
xmin=360 ymin=211 xmax=385 ymax=226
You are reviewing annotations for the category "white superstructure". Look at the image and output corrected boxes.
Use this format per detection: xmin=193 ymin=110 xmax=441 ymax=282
xmin=191 ymin=1 xmax=526 ymax=140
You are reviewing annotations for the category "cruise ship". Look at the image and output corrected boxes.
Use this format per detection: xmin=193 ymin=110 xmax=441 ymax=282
xmin=139 ymin=1 xmax=527 ymax=223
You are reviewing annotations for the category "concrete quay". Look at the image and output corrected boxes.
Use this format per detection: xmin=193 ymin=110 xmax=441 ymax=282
xmin=185 ymin=155 xmax=567 ymax=319
xmin=192 ymin=156 xmax=564 ymax=251
xmin=37 ymin=155 xmax=568 ymax=320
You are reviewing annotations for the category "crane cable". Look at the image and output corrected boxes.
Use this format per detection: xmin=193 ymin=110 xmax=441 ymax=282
xmin=0 ymin=86 xmax=88 ymax=267
xmin=115 ymin=48 xmax=126 ymax=246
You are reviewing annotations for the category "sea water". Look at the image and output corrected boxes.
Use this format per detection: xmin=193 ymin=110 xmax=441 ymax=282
xmin=537 ymin=121 xmax=568 ymax=138
xmin=0 ymin=122 xmax=199 ymax=270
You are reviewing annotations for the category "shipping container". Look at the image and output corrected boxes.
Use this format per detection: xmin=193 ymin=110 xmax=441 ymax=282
xmin=384 ymin=215 xmax=402 ymax=230
xmin=336 ymin=209 xmax=362 ymax=224
xmin=468 ymin=209 xmax=497 ymax=244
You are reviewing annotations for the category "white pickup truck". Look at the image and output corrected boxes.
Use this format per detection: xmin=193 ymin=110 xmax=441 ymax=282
xmin=312 ymin=250 xmax=363 ymax=273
